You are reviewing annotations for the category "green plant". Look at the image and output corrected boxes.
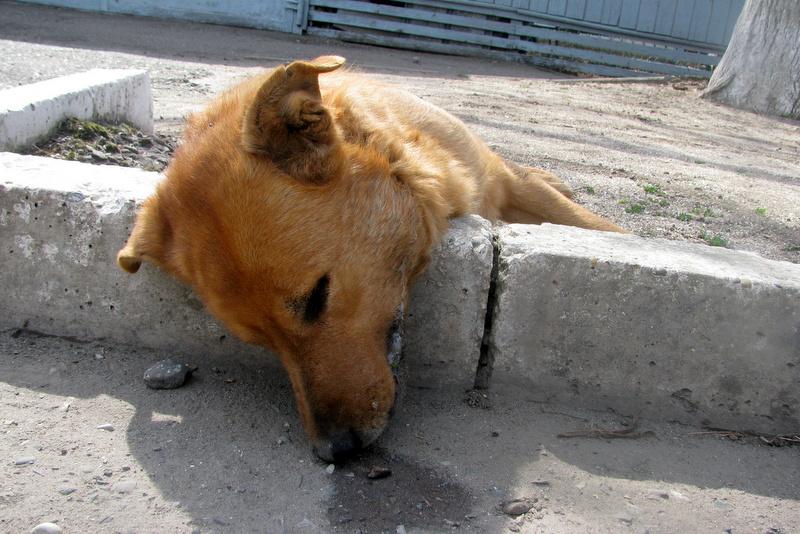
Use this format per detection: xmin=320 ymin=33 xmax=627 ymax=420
xmin=659 ymin=199 xmax=670 ymax=207
xmin=584 ymin=186 xmax=596 ymax=194
xmin=703 ymin=233 xmax=728 ymax=247
xmin=755 ymin=207 xmax=767 ymax=216
xmin=625 ymin=203 xmax=645 ymax=214
xmin=677 ymin=212 xmax=692 ymax=222
xmin=643 ymin=183 xmax=664 ymax=195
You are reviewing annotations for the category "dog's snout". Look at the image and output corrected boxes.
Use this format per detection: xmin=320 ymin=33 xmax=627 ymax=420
xmin=313 ymin=428 xmax=363 ymax=462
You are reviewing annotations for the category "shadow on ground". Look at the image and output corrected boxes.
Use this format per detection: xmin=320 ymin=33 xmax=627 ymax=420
xmin=1 ymin=330 xmax=797 ymax=533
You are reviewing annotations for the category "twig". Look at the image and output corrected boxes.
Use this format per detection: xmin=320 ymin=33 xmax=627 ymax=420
xmin=558 ymin=423 xmax=655 ymax=439
xmin=539 ymin=408 xmax=590 ymax=422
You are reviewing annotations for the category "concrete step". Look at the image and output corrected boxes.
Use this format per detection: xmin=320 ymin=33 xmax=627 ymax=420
xmin=490 ymin=224 xmax=800 ymax=434
xmin=0 ymin=152 xmax=491 ymax=388
xmin=2 ymin=152 xmax=799 ymax=434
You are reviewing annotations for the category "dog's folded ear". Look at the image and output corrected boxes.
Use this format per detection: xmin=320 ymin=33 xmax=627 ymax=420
xmin=117 ymin=196 xmax=170 ymax=274
xmin=242 ymin=55 xmax=346 ymax=184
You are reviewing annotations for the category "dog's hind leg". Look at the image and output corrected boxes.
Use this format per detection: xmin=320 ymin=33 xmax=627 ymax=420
xmin=507 ymin=162 xmax=574 ymax=199
xmin=497 ymin=162 xmax=625 ymax=233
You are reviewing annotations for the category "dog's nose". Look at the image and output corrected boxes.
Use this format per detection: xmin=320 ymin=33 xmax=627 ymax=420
xmin=313 ymin=428 xmax=363 ymax=462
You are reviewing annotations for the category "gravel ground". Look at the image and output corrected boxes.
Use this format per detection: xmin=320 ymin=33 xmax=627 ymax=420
xmin=22 ymin=118 xmax=177 ymax=172
xmin=2 ymin=331 xmax=798 ymax=534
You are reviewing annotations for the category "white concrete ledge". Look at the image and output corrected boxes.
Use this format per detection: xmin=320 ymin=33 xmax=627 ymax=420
xmin=0 ymin=153 xmax=491 ymax=387
xmin=489 ymin=224 xmax=800 ymax=434
xmin=3 ymin=153 xmax=799 ymax=432
xmin=0 ymin=69 xmax=152 ymax=151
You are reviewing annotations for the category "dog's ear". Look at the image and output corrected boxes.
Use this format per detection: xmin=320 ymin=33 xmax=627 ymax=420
xmin=242 ymin=55 xmax=346 ymax=184
xmin=117 ymin=196 xmax=170 ymax=274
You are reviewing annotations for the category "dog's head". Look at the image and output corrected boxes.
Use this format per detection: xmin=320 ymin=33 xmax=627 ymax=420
xmin=118 ymin=56 xmax=446 ymax=461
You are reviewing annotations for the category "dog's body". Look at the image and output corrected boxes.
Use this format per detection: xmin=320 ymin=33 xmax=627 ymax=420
xmin=118 ymin=56 xmax=623 ymax=461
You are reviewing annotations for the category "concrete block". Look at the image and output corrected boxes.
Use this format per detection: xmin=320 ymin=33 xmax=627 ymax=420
xmin=0 ymin=153 xmax=492 ymax=382
xmin=0 ymin=69 xmax=152 ymax=151
xmin=489 ymin=224 xmax=800 ymax=434
xmin=405 ymin=215 xmax=493 ymax=387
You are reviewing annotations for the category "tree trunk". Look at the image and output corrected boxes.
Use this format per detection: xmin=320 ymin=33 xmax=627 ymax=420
xmin=702 ymin=0 xmax=800 ymax=119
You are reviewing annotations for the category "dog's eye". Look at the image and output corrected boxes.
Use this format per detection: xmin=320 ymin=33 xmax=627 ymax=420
xmin=291 ymin=274 xmax=329 ymax=324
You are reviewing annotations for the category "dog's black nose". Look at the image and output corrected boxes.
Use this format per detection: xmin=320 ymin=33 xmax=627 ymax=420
xmin=313 ymin=428 xmax=363 ymax=463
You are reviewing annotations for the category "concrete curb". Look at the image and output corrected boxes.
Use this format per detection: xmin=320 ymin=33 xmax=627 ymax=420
xmin=0 ymin=153 xmax=491 ymax=388
xmin=490 ymin=224 xmax=800 ymax=434
xmin=2 ymin=153 xmax=799 ymax=433
xmin=0 ymin=69 xmax=152 ymax=151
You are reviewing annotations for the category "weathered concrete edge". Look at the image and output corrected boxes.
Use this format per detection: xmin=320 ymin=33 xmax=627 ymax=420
xmin=3 ymin=153 xmax=800 ymax=433
xmin=488 ymin=223 xmax=800 ymax=435
xmin=0 ymin=153 xmax=491 ymax=387
xmin=0 ymin=69 xmax=153 ymax=151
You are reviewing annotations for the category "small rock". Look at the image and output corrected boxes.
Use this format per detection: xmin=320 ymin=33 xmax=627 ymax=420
xmin=491 ymin=431 xmax=500 ymax=437
xmin=325 ymin=464 xmax=335 ymax=475
xmin=367 ymin=466 xmax=392 ymax=479
xmin=412 ymin=56 xmax=420 ymax=64
xmin=532 ymin=480 xmax=550 ymax=486
xmin=615 ymin=513 xmax=634 ymax=525
xmin=502 ymin=499 xmax=532 ymax=516
xmin=143 ymin=359 xmax=196 ymax=389
xmin=113 ymin=480 xmax=136 ymax=494
xmin=121 ymin=466 xmax=131 ymax=472
xmin=96 ymin=423 xmax=114 ymax=431
xmin=296 ymin=517 xmax=316 ymax=529
xmin=15 ymin=456 xmax=36 ymax=465
xmin=103 ymin=469 xmax=113 ymax=477
xmin=58 ymin=400 xmax=72 ymax=412
xmin=396 ymin=526 xmax=407 ymax=534
xmin=646 ymin=490 xmax=669 ymax=500
xmin=31 ymin=523 xmax=62 ymax=534
xmin=57 ymin=485 xmax=76 ymax=495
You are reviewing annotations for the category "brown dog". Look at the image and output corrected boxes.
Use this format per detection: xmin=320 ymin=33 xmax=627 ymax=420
xmin=118 ymin=56 xmax=623 ymax=461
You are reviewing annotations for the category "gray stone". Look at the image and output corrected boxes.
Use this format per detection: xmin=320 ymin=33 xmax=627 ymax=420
xmin=15 ymin=456 xmax=35 ymax=465
xmin=31 ymin=523 xmax=62 ymax=534
xmin=143 ymin=359 xmax=195 ymax=389
xmin=96 ymin=423 xmax=114 ymax=431
xmin=57 ymin=485 xmax=76 ymax=495
xmin=490 ymin=224 xmax=800 ymax=435
xmin=113 ymin=480 xmax=136 ymax=494
xmin=502 ymin=499 xmax=531 ymax=516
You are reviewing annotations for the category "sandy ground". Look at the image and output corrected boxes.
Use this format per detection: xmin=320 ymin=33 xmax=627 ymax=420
xmin=2 ymin=331 xmax=798 ymax=534
xmin=1 ymin=2 xmax=799 ymax=533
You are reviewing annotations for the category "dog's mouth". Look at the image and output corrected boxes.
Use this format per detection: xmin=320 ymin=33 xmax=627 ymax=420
xmin=387 ymin=304 xmax=404 ymax=374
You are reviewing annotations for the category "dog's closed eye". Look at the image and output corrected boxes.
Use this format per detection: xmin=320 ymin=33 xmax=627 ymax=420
xmin=290 ymin=274 xmax=329 ymax=323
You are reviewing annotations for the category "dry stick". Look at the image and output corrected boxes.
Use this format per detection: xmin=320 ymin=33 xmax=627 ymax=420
xmin=557 ymin=425 xmax=655 ymax=439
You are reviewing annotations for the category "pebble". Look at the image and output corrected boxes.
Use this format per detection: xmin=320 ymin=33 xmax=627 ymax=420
xmin=367 ymin=466 xmax=392 ymax=479
xmin=143 ymin=359 xmax=196 ymax=389
xmin=15 ymin=456 xmax=36 ymax=465
xmin=615 ymin=513 xmax=634 ymax=525
xmin=113 ymin=480 xmax=136 ymax=494
xmin=325 ymin=464 xmax=335 ymax=474
xmin=295 ymin=518 xmax=316 ymax=529
xmin=96 ymin=423 xmax=114 ymax=431
xmin=396 ymin=526 xmax=407 ymax=534
xmin=646 ymin=490 xmax=669 ymax=500
xmin=532 ymin=479 xmax=551 ymax=486
xmin=57 ymin=485 xmax=76 ymax=495
xmin=502 ymin=499 xmax=532 ymax=516
xmin=31 ymin=523 xmax=62 ymax=534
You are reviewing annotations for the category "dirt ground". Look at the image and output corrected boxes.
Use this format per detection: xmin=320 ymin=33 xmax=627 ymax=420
xmin=2 ymin=331 xmax=798 ymax=534
xmin=1 ymin=3 xmax=799 ymax=533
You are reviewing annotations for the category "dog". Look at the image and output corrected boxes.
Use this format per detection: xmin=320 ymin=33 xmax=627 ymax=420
xmin=117 ymin=56 xmax=624 ymax=461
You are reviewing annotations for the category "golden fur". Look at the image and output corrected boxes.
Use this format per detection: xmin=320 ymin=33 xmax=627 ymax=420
xmin=118 ymin=56 xmax=624 ymax=460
